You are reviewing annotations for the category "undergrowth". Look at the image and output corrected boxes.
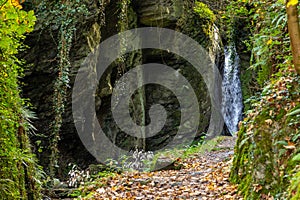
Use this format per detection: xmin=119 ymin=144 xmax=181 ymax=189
xmin=230 ymin=67 xmax=300 ymax=199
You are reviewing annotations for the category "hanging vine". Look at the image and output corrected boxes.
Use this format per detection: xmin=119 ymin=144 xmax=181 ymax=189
xmin=34 ymin=0 xmax=89 ymax=178
xmin=51 ymin=1 xmax=89 ymax=178
xmin=50 ymin=18 xmax=74 ymax=178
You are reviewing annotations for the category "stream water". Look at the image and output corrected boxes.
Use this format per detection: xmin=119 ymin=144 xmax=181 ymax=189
xmin=222 ymin=45 xmax=243 ymax=134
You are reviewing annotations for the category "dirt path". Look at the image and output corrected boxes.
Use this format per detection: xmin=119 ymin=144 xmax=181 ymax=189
xmin=85 ymin=137 xmax=241 ymax=200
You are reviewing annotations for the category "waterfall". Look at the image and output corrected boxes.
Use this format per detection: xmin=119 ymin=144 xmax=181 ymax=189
xmin=222 ymin=45 xmax=243 ymax=134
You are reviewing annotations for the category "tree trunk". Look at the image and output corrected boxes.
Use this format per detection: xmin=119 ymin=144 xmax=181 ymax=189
xmin=286 ymin=1 xmax=300 ymax=75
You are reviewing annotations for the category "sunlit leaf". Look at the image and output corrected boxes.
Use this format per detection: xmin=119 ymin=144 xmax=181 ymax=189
xmin=287 ymin=0 xmax=298 ymax=7
xmin=292 ymin=154 xmax=300 ymax=161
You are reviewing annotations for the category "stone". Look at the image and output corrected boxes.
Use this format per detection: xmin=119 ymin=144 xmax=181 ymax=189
xmin=136 ymin=0 xmax=183 ymax=27
xmin=153 ymin=156 xmax=182 ymax=171
xmin=21 ymin=0 xmax=225 ymax=174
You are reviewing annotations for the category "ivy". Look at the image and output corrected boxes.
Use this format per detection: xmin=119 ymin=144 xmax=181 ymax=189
xmin=227 ymin=1 xmax=300 ymax=198
xmin=230 ymin=67 xmax=300 ymax=198
xmin=34 ymin=0 xmax=89 ymax=179
xmin=224 ymin=0 xmax=292 ymax=85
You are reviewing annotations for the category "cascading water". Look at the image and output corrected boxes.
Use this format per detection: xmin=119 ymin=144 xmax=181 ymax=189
xmin=222 ymin=45 xmax=243 ymax=134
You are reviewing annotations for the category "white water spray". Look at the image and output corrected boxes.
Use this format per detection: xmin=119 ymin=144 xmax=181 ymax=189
xmin=222 ymin=45 xmax=243 ymax=134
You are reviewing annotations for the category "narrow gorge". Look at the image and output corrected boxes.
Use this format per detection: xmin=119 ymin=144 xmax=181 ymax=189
xmin=22 ymin=0 xmax=241 ymax=173
xmin=2 ymin=0 xmax=299 ymax=199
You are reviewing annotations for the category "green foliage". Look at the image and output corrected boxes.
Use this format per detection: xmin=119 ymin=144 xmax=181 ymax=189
xmin=224 ymin=0 xmax=292 ymax=85
xmin=0 ymin=1 xmax=41 ymax=199
xmin=226 ymin=4 xmax=300 ymax=198
xmin=288 ymin=151 xmax=300 ymax=199
xmin=249 ymin=1 xmax=291 ymax=85
xmin=289 ymin=169 xmax=300 ymax=200
xmin=193 ymin=1 xmax=216 ymax=22
xmin=223 ymin=0 xmax=294 ymax=114
xmin=221 ymin=0 xmax=250 ymax=43
xmin=69 ymin=167 xmax=117 ymax=198
xmin=220 ymin=0 xmax=257 ymax=112
xmin=182 ymin=136 xmax=226 ymax=157
xmin=287 ymin=105 xmax=300 ymax=199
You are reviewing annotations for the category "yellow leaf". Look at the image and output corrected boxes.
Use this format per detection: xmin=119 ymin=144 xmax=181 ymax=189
xmin=287 ymin=0 xmax=298 ymax=7
xmin=10 ymin=0 xmax=22 ymax=9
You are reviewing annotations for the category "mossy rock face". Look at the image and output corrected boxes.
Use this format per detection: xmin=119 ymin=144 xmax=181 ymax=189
xmin=230 ymin=72 xmax=300 ymax=199
xmin=22 ymin=0 xmax=224 ymax=174
xmin=136 ymin=0 xmax=183 ymax=27
xmin=22 ymin=0 xmax=107 ymax=170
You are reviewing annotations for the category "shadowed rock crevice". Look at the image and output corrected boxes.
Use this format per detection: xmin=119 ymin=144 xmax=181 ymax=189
xmin=22 ymin=0 xmax=226 ymax=175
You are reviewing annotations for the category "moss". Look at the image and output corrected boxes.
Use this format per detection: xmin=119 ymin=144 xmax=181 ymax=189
xmin=0 ymin=2 xmax=41 ymax=199
xmin=138 ymin=0 xmax=183 ymax=27
xmin=240 ymin=69 xmax=256 ymax=112
xmin=230 ymin=70 xmax=300 ymax=199
xmin=150 ymin=136 xmax=228 ymax=171
xmin=230 ymin=125 xmax=251 ymax=183
xmin=193 ymin=1 xmax=216 ymax=23
xmin=176 ymin=1 xmax=214 ymax=49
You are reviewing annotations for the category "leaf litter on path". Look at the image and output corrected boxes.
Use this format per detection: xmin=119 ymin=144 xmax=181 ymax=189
xmin=82 ymin=137 xmax=242 ymax=200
